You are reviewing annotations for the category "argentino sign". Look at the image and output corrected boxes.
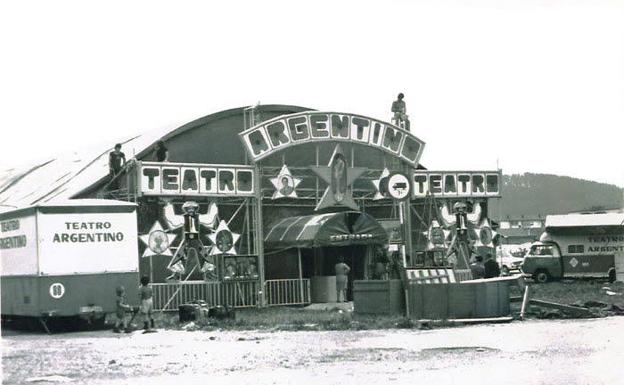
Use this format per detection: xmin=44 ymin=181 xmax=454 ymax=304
xmin=137 ymin=161 xmax=255 ymax=197
xmin=239 ymin=111 xmax=426 ymax=167
xmin=412 ymin=170 xmax=502 ymax=198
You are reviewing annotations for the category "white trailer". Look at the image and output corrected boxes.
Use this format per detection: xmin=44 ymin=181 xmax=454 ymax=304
xmin=1 ymin=200 xmax=139 ymax=327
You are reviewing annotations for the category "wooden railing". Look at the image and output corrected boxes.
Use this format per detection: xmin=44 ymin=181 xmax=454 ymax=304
xmin=152 ymin=278 xmax=310 ymax=311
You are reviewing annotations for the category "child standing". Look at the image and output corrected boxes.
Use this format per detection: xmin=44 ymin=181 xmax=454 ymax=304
xmin=139 ymin=275 xmax=155 ymax=330
xmin=114 ymin=286 xmax=134 ymax=333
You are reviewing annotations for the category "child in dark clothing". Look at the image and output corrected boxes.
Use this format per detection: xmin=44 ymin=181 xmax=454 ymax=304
xmin=139 ymin=275 xmax=154 ymax=330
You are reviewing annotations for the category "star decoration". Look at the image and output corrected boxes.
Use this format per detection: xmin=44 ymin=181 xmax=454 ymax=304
xmin=371 ymin=168 xmax=391 ymax=200
xmin=473 ymin=218 xmax=497 ymax=247
xmin=208 ymin=220 xmax=241 ymax=255
xmin=310 ymin=144 xmax=366 ymax=211
xmin=140 ymin=221 xmax=177 ymax=258
xmin=270 ymin=164 xmax=302 ymax=199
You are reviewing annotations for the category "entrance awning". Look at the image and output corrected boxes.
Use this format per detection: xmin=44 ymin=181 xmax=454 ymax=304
xmin=265 ymin=211 xmax=389 ymax=249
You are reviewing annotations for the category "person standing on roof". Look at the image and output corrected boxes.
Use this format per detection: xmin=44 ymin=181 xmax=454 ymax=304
xmin=391 ymin=93 xmax=410 ymax=131
xmin=154 ymin=140 xmax=169 ymax=162
xmin=108 ymin=143 xmax=126 ymax=190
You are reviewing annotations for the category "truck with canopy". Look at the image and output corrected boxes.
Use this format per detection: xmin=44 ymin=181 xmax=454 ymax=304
xmin=521 ymin=213 xmax=623 ymax=283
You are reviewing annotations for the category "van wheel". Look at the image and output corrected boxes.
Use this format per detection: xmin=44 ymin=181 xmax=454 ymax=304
xmin=533 ymin=270 xmax=550 ymax=283
xmin=608 ymin=269 xmax=616 ymax=283
xmin=501 ymin=266 xmax=510 ymax=276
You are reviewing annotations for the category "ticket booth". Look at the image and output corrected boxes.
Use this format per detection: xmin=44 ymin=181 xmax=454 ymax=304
xmin=264 ymin=211 xmax=388 ymax=302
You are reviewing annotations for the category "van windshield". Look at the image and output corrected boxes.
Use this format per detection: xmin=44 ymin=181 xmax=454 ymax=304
xmin=530 ymin=245 xmax=556 ymax=256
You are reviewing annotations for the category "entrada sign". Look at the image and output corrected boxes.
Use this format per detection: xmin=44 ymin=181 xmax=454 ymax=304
xmin=137 ymin=161 xmax=255 ymax=197
xmin=329 ymin=234 xmax=374 ymax=242
xmin=412 ymin=171 xmax=501 ymax=198
xmin=239 ymin=111 xmax=426 ymax=167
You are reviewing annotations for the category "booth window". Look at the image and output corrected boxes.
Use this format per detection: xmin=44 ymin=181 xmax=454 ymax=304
xmin=568 ymin=245 xmax=584 ymax=254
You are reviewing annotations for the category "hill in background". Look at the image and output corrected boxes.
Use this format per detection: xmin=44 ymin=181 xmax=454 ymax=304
xmin=489 ymin=173 xmax=623 ymax=219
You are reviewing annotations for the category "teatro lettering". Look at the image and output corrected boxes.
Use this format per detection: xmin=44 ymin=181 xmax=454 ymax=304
xmin=587 ymin=245 xmax=624 ymax=253
xmin=65 ymin=221 xmax=111 ymax=230
xmin=53 ymin=221 xmax=124 ymax=243
xmin=1 ymin=219 xmax=20 ymax=232
xmin=0 ymin=235 xmax=26 ymax=249
xmin=586 ymin=236 xmax=624 ymax=253
xmin=240 ymin=112 xmax=425 ymax=167
xmin=412 ymin=171 xmax=501 ymax=198
xmin=138 ymin=162 xmax=255 ymax=197
xmin=589 ymin=235 xmax=624 ymax=243
xmin=0 ymin=218 xmax=26 ymax=249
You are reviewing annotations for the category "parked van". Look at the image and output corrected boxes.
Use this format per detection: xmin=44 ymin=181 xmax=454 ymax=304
xmin=521 ymin=213 xmax=624 ymax=283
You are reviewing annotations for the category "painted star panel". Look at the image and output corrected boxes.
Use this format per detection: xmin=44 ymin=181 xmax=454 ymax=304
xmin=140 ymin=221 xmax=177 ymax=258
xmin=310 ymin=144 xmax=366 ymax=211
xmin=270 ymin=164 xmax=302 ymax=199
xmin=208 ymin=220 xmax=241 ymax=255
xmin=372 ymin=168 xmax=391 ymax=200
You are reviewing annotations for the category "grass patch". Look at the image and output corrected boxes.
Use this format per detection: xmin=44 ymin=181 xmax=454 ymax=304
xmin=156 ymin=306 xmax=427 ymax=332
xmin=513 ymin=280 xmax=624 ymax=318
xmin=529 ymin=280 xmax=624 ymax=306
xmin=152 ymin=280 xmax=624 ymax=330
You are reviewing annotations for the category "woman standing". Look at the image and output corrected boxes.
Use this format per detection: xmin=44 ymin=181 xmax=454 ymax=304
xmin=335 ymin=256 xmax=351 ymax=302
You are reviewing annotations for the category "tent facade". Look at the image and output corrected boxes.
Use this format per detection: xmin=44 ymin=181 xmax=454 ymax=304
xmin=265 ymin=211 xmax=388 ymax=249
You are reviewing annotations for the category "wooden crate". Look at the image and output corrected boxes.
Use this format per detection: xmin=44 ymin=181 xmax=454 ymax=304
xmin=353 ymin=280 xmax=404 ymax=315
xmin=407 ymin=279 xmax=511 ymax=320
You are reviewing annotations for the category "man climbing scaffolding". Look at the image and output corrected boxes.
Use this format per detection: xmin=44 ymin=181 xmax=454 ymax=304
xmin=108 ymin=143 xmax=126 ymax=191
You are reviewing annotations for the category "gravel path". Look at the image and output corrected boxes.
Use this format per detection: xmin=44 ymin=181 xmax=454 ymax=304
xmin=3 ymin=317 xmax=623 ymax=385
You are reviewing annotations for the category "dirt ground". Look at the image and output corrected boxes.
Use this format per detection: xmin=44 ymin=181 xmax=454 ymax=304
xmin=3 ymin=317 xmax=624 ymax=385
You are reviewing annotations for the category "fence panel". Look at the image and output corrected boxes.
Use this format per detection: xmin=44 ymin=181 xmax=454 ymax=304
xmin=152 ymin=281 xmax=223 ymax=311
xmin=265 ymin=279 xmax=310 ymax=306
xmin=153 ymin=279 xmax=311 ymax=311
xmin=153 ymin=280 xmax=262 ymax=311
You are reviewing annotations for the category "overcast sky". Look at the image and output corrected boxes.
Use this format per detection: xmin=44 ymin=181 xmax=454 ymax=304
xmin=1 ymin=0 xmax=623 ymax=187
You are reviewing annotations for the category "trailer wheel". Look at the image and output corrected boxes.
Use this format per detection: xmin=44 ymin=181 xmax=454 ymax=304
xmin=501 ymin=266 xmax=510 ymax=276
xmin=608 ymin=268 xmax=616 ymax=283
xmin=533 ymin=270 xmax=550 ymax=283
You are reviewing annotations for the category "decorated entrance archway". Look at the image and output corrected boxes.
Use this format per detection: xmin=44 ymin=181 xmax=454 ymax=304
xmin=98 ymin=105 xmax=502 ymax=309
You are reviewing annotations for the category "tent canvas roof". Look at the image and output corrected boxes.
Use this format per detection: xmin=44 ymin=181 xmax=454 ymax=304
xmin=1 ymin=105 xmax=313 ymax=212
xmin=0 ymin=125 xmax=177 ymax=212
xmin=265 ymin=211 xmax=388 ymax=249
